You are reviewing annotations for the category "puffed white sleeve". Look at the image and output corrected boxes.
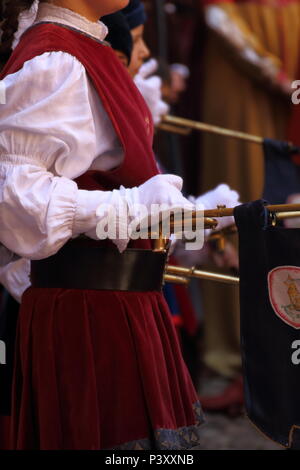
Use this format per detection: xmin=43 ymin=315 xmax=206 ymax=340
xmin=0 ymin=51 xmax=122 ymax=259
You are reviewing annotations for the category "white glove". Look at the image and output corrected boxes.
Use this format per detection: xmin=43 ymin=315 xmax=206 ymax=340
xmin=93 ymin=174 xmax=194 ymax=252
xmin=120 ymin=174 xmax=192 ymax=212
xmin=134 ymin=59 xmax=170 ymax=125
xmin=122 ymin=174 xmax=195 ymax=250
xmin=195 ymin=184 xmax=241 ymax=233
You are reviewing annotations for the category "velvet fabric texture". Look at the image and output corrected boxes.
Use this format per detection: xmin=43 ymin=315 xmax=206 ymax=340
xmin=2 ymin=23 xmax=203 ymax=450
xmin=12 ymin=288 xmax=203 ymax=449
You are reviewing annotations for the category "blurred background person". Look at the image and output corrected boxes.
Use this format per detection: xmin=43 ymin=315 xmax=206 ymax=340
xmin=197 ymin=0 xmax=300 ymax=409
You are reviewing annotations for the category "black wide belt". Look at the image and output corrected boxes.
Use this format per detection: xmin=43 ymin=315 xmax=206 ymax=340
xmin=30 ymin=241 xmax=167 ymax=292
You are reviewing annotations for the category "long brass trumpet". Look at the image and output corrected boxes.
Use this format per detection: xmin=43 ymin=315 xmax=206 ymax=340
xmin=148 ymin=216 xmax=218 ymax=252
xmin=203 ymin=204 xmax=300 ymax=219
xmin=164 ymin=273 xmax=190 ymax=285
xmin=158 ymin=122 xmax=192 ymax=136
xmin=159 ymin=115 xmax=264 ymax=144
xmin=160 ymin=204 xmax=300 ymax=286
xmin=164 ymin=265 xmax=239 ymax=286
xmin=151 ymin=204 xmax=300 ymax=252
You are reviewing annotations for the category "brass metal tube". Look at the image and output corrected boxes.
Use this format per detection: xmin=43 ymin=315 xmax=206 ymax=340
xmin=164 ymin=273 xmax=190 ymax=285
xmin=203 ymin=204 xmax=300 ymax=219
xmin=143 ymin=216 xmax=218 ymax=238
xmin=158 ymin=122 xmax=192 ymax=136
xmin=166 ymin=265 xmax=240 ymax=285
xmin=162 ymin=115 xmax=264 ymax=145
xmin=273 ymin=211 xmax=300 ymax=220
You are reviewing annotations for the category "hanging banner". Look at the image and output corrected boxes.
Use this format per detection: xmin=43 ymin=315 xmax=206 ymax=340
xmin=234 ymin=200 xmax=300 ymax=449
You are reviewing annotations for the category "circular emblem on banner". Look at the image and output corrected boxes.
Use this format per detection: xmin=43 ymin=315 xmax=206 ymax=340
xmin=268 ymin=266 xmax=300 ymax=329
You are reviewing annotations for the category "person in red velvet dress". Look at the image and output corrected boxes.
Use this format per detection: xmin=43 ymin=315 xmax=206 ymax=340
xmin=0 ymin=0 xmax=204 ymax=450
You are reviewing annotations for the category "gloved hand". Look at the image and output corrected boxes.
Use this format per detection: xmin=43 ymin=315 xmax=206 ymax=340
xmin=120 ymin=174 xmax=193 ymax=212
xmin=93 ymin=174 xmax=194 ymax=252
xmin=121 ymin=174 xmax=194 ymax=240
xmin=195 ymin=184 xmax=241 ymax=233
xmin=134 ymin=59 xmax=170 ymax=125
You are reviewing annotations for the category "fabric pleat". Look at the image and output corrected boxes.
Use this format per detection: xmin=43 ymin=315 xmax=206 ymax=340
xmin=11 ymin=287 xmax=204 ymax=450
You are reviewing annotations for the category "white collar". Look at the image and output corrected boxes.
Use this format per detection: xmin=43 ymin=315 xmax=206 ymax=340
xmin=34 ymin=2 xmax=108 ymax=42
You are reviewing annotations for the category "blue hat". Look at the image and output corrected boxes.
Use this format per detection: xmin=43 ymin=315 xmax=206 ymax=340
xmin=122 ymin=0 xmax=147 ymax=30
xmin=102 ymin=12 xmax=133 ymax=63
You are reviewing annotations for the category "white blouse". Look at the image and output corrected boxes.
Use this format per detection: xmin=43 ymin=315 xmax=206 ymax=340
xmin=0 ymin=3 xmax=125 ymax=261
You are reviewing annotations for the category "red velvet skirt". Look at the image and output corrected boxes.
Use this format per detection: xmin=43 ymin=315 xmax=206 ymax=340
xmin=11 ymin=287 xmax=204 ymax=450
